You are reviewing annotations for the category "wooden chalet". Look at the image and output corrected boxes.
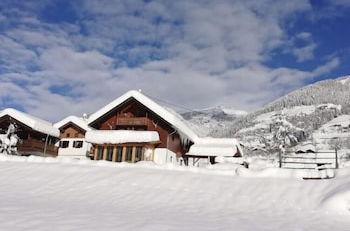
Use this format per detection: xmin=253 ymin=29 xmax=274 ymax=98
xmin=85 ymin=90 xmax=198 ymax=165
xmin=0 ymin=108 xmax=60 ymax=156
xmin=54 ymin=116 xmax=92 ymax=159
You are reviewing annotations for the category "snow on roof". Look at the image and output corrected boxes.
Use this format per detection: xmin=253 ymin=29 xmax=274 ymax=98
xmin=85 ymin=130 xmax=160 ymax=144
xmin=87 ymin=90 xmax=199 ymax=142
xmin=321 ymin=115 xmax=350 ymax=128
xmin=54 ymin=115 xmax=93 ymax=132
xmin=187 ymin=137 xmax=243 ymax=157
xmin=0 ymin=108 xmax=59 ymax=137
xmin=293 ymin=143 xmax=316 ymax=153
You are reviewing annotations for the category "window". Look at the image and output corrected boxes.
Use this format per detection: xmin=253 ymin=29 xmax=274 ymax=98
xmin=106 ymin=146 xmax=113 ymax=161
xmin=73 ymin=141 xmax=83 ymax=148
xmin=125 ymin=147 xmax=132 ymax=162
xmin=97 ymin=146 xmax=103 ymax=160
xmin=66 ymin=133 xmax=70 ymax=138
xmin=59 ymin=141 xmax=69 ymax=148
xmin=135 ymin=146 xmax=143 ymax=162
xmin=116 ymin=147 xmax=123 ymax=162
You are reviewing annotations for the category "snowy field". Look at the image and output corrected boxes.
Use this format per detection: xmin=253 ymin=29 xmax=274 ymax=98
xmin=0 ymin=155 xmax=350 ymax=230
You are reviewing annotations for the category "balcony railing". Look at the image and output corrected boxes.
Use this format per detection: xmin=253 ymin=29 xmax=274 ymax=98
xmin=18 ymin=139 xmax=58 ymax=156
xmin=116 ymin=117 xmax=148 ymax=126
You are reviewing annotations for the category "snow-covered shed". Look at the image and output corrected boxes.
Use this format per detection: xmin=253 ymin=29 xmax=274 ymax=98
xmin=86 ymin=90 xmax=198 ymax=164
xmin=186 ymin=138 xmax=243 ymax=165
xmin=54 ymin=115 xmax=93 ymax=159
xmin=0 ymin=108 xmax=59 ymax=156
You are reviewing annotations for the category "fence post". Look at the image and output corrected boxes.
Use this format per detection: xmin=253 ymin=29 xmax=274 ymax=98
xmin=335 ymin=148 xmax=339 ymax=169
xmin=279 ymin=150 xmax=282 ymax=168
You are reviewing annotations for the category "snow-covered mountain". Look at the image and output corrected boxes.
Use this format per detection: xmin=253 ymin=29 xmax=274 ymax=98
xmin=182 ymin=75 xmax=350 ymax=154
xmin=230 ymin=75 xmax=350 ymax=153
xmin=181 ymin=106 xmax=247 ymax=137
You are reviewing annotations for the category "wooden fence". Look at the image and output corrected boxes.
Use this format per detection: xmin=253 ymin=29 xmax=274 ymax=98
xmin=279 ymin=149 xmax=338 ymax=170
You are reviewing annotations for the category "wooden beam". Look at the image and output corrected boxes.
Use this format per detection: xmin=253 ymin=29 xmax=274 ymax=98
xmin=102 ymin=145 xmax=107 ymax=160
xmin=112 ymin=146 xmax=117 ymax=162
xmin=122 ymin=146 xmax=126 ymax=162
xmin=93 ymin=146 xmax=98 ymax=160
xmin=131 ymin=146 xmax=136 ymax=163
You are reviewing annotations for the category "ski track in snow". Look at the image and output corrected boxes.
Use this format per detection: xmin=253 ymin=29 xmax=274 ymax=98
xmin=0 ymin=159 xmax=349 ymax=230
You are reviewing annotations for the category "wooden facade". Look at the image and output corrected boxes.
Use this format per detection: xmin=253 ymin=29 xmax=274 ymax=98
xmin=89 ymin=97 xmax=192 ymax=162
xmin=59 ymin=122 xmax=86 ymax=139
xmin=0 ymin=115 xmax=58 ymax=156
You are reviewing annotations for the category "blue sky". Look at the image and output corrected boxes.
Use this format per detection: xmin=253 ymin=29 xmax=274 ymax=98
xmin=0 ymin=0 xmax=349 ymax=121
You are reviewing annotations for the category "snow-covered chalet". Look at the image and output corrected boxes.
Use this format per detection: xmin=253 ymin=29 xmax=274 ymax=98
xmin=75 ymin=90 xmax=243 ymax=165
xmin=0 ymin=108 xmax=59 ymax=156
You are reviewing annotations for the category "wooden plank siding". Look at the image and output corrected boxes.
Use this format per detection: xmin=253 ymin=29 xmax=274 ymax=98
xmin=59 ymin=123 xmax=86 ymax=139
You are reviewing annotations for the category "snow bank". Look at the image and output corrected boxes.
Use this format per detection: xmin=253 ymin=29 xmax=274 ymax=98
xmin=85 ymin=130 xmax=160 ymax=144
xmin=0 ymin=154 xmax=341 ymax=181
xmin=0 ymin=108 xmax=59 ymax=137
xmin=321 ymin=178 xmax=350 ymax=214
xmin=236 ymin=167 xmax=335 ymax=179
xmin=1 ymin=155 xmax=350 ymax=231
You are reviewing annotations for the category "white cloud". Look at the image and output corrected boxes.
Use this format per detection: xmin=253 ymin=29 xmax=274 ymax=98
xmin=0 ymin=0 xmax=342 ymax=121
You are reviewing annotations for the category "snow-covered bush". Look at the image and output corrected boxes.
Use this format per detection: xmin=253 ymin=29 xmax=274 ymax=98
xmin=0 ymin=123 xmax=21 ymax=155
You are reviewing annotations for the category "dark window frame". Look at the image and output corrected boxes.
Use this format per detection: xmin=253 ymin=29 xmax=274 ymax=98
xmin=73 ymin=141 xmax=83 ymax=148
xmin=125 ymin=147 xmax=132 ymax=162
xmin=59 ymin=140 xmax=69 ymax=148
xmin=106 ymin=146 xmax=113 ymax=161
xmin=116 ymin=146 xmax=123 ymax=162
xmin=97 ymin=146 xmax=104 ymax=160
xmin=135 ymin=146 xmax=143 ymax=162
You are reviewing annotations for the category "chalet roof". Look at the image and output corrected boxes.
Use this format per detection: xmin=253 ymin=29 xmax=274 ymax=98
xmin=187 ymin=137 xmax=243 ymax=157
xmin=54 ymin=115 xmax=93 ymax=132
xmin=87 ymin=90 xmax=199 ymax=142
xmin=0 ymin=108 xmax=60 ymax=137
xmin=321 ymin=115 xmax=350 ymax=129
xmin=85 ymin=130 xmax=160 ymax=144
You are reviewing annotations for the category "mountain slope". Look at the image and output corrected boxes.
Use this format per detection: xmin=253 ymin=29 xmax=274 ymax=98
xmin=181 ymin=106 xmax=247 ymax=137
xmin=229 ymin=76 xmax=350 ymax=152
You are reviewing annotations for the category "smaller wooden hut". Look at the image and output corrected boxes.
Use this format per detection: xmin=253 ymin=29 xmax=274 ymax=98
xmin=0 ymin=108 xmax=60 ymax=156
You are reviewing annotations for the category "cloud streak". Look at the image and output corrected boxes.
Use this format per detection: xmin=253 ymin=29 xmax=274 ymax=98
xmin=0 ymin=0 xmax=343 ymax=121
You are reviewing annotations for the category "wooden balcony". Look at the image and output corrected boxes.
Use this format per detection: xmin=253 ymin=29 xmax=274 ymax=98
xmin=18 ymin=139 xmax=58 ymax=156
xmin=116 ymin=117 xmax=148 ymax=126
